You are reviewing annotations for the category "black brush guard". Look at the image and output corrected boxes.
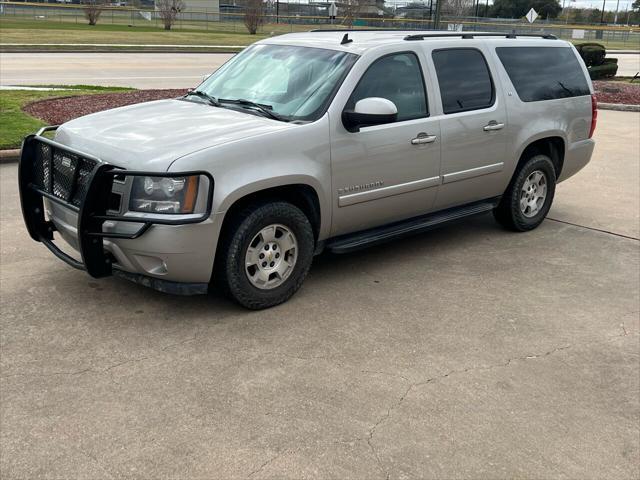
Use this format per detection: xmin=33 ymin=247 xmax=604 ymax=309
xmin=19 ymin=127 xmax=213 ymax=279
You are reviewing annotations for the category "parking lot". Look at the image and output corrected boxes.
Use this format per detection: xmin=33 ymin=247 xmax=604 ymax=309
xmin=1 ymin=109 xmax=638 ymax=478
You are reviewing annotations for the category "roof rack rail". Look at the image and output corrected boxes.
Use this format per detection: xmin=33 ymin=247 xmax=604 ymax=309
xmin=310 ymin=28 xmax=429 ymax=33
xmin=404 ymin=32 xmax=557 ymax=41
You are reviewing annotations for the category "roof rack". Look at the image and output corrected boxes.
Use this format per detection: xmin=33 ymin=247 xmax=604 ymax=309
xmin=404 ymin=32 xmax=557 ymax=41
xmin=311 ymin=28 xmax=427 ymax=33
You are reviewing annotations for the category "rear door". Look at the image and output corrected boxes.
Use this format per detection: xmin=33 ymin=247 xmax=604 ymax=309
xmin=428 ymin=46 xmax=509 ymax=210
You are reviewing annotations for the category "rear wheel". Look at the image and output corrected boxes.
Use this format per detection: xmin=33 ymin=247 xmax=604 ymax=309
xmin=494 ymin=154 xmax=557 ymax=231
xmin=218 ymin=201 xmax=314 ymax=309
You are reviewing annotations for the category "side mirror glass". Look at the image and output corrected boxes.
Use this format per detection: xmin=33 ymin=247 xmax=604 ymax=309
xmin=342 ymin=97 xmax=398 ymax=132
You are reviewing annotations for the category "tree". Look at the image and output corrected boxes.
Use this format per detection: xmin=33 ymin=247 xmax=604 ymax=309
xmin=244 ymin=0 xmax=264 ymax=34
xmin=82 ymin=0 xmax=104 ymax=26
xmin=633 ymin=0 xmax=640 ymax=11
xmin=156 ymin=0 xmax=185 ymax=31
xmin=340 ymin=0 xmax=365 ymax=27
xmin=490 ymin=0 xmax=561 ymax=18
xmin=442 ymin=0 xmax=474 ymax=18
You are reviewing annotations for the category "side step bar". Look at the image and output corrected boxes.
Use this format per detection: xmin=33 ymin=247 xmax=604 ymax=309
xmin=326 ymin=198 xmax=500 ymax=254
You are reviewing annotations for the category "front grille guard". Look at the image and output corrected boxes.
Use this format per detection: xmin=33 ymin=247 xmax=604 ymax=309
xmin=19 ymin=126 xmax=214 ymax=278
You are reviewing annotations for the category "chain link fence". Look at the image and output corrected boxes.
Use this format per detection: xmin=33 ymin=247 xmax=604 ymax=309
xmin=1 ymin=1 xmax=638 ymax=49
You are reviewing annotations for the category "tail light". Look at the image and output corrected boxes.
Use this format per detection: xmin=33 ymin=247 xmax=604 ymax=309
xmin=589 ymin=94 xmax=597 ymax=139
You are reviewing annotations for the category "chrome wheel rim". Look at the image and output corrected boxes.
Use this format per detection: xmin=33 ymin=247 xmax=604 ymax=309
xmin=520 ymin=170 xmax=547 ymax=218
xmin=245 ymin=224 xmax=298 ymax=290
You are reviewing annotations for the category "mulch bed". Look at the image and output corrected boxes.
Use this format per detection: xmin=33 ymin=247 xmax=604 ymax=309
xmin=23 ymin=89 xmax=188 ymax=125
xmin=21 ymin=82 xmax=640 ymax=126
xmin=593 ymin=80 xmax=640 ymax=105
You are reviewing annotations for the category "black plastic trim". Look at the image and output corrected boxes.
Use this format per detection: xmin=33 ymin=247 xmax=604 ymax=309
xmin=112 ymin=269 xmax=209 ymax=296
xmin=404 ymin=33 xmax=557 ymax=41
xmin=326 ymin=197 xmax=501 ymax=254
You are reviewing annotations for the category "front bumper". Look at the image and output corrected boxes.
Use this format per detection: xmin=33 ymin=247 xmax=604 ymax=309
xmin=19 ymin=127 xmax=216 ymax=295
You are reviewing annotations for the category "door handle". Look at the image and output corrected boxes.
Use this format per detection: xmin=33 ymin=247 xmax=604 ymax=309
xmin=483 ymin=121 xmax=505 ymax=131
xmin=411 ymin=133 xmax=437 ymax=145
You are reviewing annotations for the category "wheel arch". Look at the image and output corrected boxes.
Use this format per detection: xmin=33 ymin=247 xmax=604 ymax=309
xmin=513 ymin=134 xmax=566 ymax=181
xmin=217 ymin=181 xmax=324 ymax=243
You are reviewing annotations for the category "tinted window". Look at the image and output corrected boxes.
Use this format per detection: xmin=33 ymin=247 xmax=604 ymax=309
xmin=496 ymin=47 xmax=590 ymax=102
xmin=347 ymin=52 xmax=428 ymax=122
xmin=432 ymin=49 xmax=494 ymax=114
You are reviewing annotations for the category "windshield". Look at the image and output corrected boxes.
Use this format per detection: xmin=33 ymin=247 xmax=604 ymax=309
xmin=196 ymin=44 xmax=358 ymax=122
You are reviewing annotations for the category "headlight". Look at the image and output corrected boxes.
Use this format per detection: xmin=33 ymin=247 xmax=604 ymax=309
xmin=130 ymin=175 xmax=200 ymax=214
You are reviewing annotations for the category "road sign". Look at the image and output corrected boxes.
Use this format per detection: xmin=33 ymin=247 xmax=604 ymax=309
xmin=526 ymin=8 xmax=539 ymax=23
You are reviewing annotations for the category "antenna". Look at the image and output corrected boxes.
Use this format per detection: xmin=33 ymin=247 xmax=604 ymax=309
xmin=341 ymin=33 xmax=353 ymax=45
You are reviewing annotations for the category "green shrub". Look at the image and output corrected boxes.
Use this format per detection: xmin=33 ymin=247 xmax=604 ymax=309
xmin=588 ymin=62 xmax=618 ymax=79
xmin=576 ymin=43 xmax=606 ymax=67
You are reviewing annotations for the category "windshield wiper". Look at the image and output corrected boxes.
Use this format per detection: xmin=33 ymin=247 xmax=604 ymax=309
xmin=218 ymin=98 xmax=287 ymax=121
xmin=183 ymin=90 xmax=220 ymax=106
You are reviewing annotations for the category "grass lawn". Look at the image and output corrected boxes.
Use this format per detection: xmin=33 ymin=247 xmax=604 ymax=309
xmin=1 ymin=17 xmax=638 ymax=51
xmin=0 ymin=86 xmax=131 ymax=150
xmin=0 ymin=17 xmax=277 ymax=47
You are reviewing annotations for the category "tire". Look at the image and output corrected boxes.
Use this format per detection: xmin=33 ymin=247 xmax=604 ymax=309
xmin=494 ymin=154 xmax=557 ymax=232
xmin=217 ymin=201 xmax=315 ymax=310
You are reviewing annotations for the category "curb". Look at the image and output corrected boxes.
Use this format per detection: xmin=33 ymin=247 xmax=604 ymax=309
xmin=0 ymin=149 xmax=20 ymax=164
xmin=598 ymin=102 xmax=640 ymax=112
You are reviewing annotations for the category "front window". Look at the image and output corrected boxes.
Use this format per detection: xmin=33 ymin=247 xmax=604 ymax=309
xmin=196 ymin=44 xmax=358 ymax=122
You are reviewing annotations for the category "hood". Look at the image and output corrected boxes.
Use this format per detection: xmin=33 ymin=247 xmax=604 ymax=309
xmin=54 ymin=99 xmax=293 ymax=171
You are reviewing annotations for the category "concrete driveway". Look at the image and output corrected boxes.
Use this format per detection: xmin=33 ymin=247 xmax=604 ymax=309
xmin=1 ymin=110 xmax=638 ymax=479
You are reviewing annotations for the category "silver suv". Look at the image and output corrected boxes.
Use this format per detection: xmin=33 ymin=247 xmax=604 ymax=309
xmin=19 ymin=30 xmax=596 ymax=309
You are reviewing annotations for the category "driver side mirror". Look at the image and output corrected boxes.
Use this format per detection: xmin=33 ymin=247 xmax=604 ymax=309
xmin=342 ymin=97 xmax=398 ymax=133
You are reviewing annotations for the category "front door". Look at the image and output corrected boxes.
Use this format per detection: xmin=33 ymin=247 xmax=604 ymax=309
xmin=329 ymin=50 xmax=441 ymax=236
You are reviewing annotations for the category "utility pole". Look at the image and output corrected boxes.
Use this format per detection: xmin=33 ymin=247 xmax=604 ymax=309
xmin=433 ymin=0 xmax=442 ymax=29
xmin=428 ymin=0 xmax=434 ymax=26
xmin=613 ymin=0 xmax=620 ymax=24
xmin=600 ymin=0 xmax=606 ymax=23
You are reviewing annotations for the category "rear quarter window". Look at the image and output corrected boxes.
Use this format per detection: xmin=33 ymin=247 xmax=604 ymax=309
xmin=496 ymin=46 xmax=590 ymax=102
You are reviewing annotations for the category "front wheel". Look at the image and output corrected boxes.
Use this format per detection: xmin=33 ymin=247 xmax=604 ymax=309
xmin=218 ymin=201 xmax=315 ymax=310
xmin=494 ymin=154 xmax=557 ymax=232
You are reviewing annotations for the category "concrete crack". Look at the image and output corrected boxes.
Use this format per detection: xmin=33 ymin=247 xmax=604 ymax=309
xmin=247 ymin=451 xmax=287 ymax=478
xmin=364 ymin=343 xmax=573 ymax=479
xmin=547 ymin=217 xmax=639 ymax=241
xmin=1 ymin=333 xmax=199 ymax=379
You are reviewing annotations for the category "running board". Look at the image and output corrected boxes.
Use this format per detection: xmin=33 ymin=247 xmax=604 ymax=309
xmin=326 ymin=198 xmax=500 ymax=254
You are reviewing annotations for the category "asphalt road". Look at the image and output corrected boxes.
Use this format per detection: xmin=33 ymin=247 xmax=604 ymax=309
xmin=0 ymin=53 xmax=234 ymax=89
xmin=1 ymin=110 xmax=639 ymax=479
xmin=0 ymin=52 xmax=638 ymax=89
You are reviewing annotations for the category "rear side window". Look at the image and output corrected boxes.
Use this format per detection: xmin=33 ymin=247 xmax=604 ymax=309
xmin=432 ymin=49 xmax=494 ymax=114
xmin=496 ymin=47 xmax=590 ymax=102
xmin=347 ymin=52 xmax=428 ymax=122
